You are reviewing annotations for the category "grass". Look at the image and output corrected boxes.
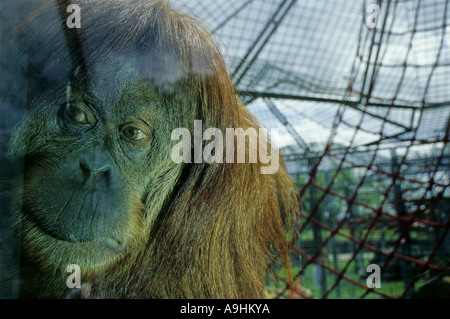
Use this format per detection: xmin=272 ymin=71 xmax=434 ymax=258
xmin=266 ymin=254 xmax=424 ymax=299
xmin=267 ymin=225 xmax=437 ymax=299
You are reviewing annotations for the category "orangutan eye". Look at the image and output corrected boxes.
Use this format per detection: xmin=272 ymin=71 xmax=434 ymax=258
xmin=122 ymin=126 xmax=147 ymax=142
xmin=67 ymin=106 xmax=88 ymax=124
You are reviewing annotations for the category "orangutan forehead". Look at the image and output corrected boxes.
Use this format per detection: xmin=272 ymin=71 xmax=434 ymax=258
xmin=68 ymin=75 xmax=163 ymax=119
xmin=82 ymin=57 xmax=167 ymax=102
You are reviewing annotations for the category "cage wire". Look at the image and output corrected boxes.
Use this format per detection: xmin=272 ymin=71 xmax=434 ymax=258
xmin=173 ymin=0 xmax=450 ymax=299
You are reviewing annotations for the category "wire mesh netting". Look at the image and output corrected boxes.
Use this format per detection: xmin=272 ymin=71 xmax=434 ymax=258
xmin=173 ymin=0 xmax=450 ymax=298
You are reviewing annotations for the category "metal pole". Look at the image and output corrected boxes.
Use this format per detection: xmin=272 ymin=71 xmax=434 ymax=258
xmin=233 ymin=0 xmax=297 ymax=86
xmin=325 ymin=171 xmax=341 ymax=298
xmin=308 ymin=157 xmax=327 ymax=298
xmin=391 ymin=148 xmax=413 ymax=297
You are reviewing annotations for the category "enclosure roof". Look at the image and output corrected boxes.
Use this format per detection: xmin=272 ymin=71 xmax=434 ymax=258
xmin=173 ymin=0 xmax=450 ymax=161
